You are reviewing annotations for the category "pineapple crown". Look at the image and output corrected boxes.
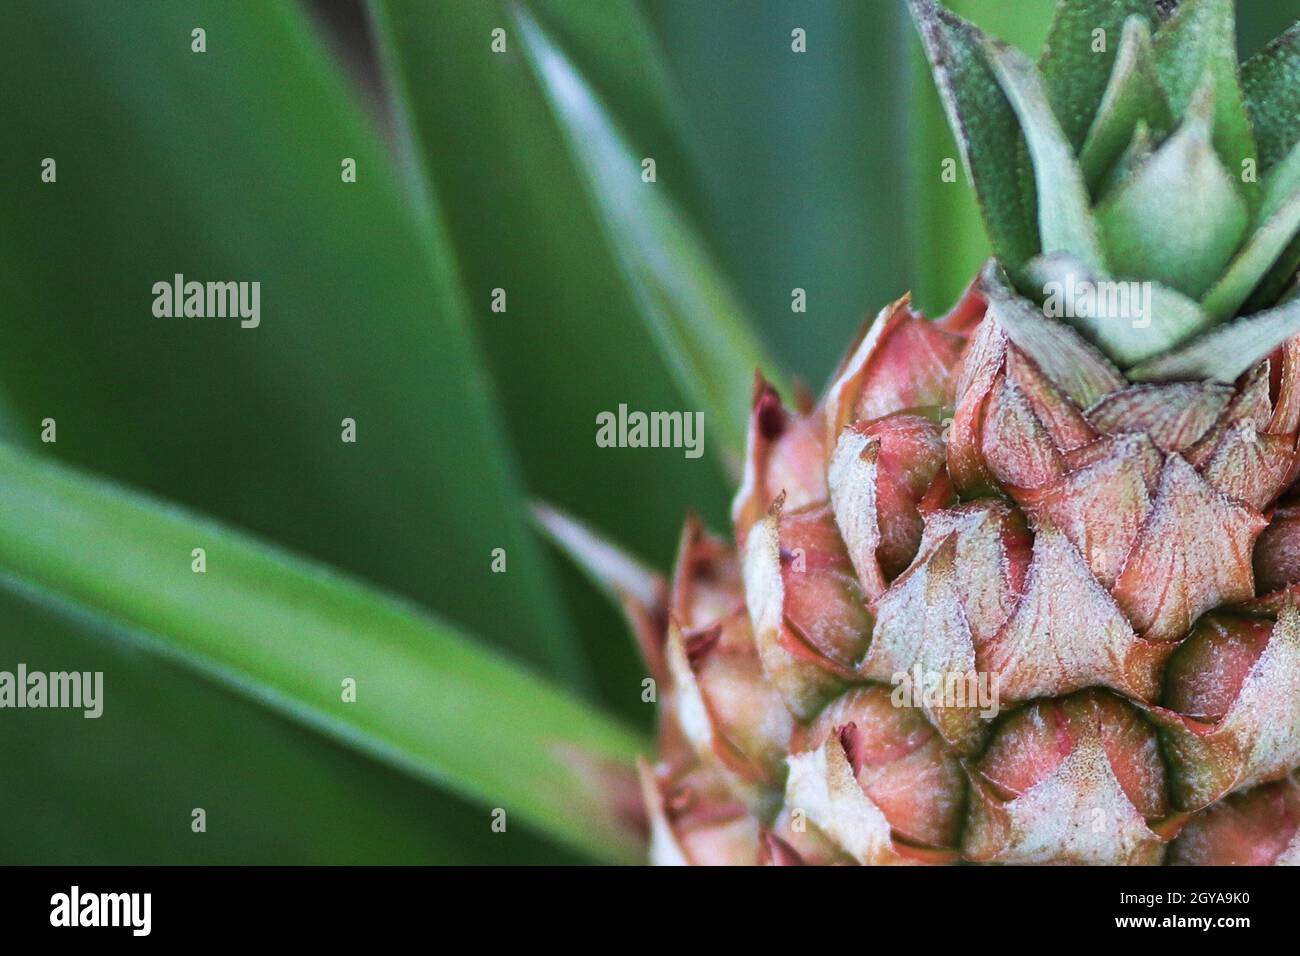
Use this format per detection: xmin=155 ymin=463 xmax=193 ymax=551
xmin=910 ymin=0 xmax=1300 ymax=382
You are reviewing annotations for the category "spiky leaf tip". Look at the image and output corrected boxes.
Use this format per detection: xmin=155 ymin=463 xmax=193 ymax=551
xmin=911 ymin=0 xmax=1300 ymax=380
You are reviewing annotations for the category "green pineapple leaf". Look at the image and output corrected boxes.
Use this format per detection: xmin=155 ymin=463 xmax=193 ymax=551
xmin=1079 ymin=15 xmax=1174 ymax=191
xmin=983 ymin=38 xmax=1107 ymax=272
xmin=1244 ymin=233 xmax=1300 ymax=315
xmin=1040 ymin=0 xmax=1160 ymax=150
xmin=369 ymin=0 xmax=736 ymax=709
xmin=1025 ymin=253 xmax=1214 ymax=365
xmin=0 ymin=582 xmax=577 ymax=864
xmin=1243 ymin=21 xmax=1300 ymax=173
xmin=1095 ymin=79 xmax=1249 ymax=299
xmin=909 ymin=0 xmax=1054 ymax=313
xmin=514 ymin=6 xmax=785 ymax=476
xmin=0 ymin=442 xmax=647 ymax=864
xmin=908 ymin=0 xmax=1041 ymax=276
xmin=1128 ymin=292 xmax=1300 ymax=381
xmin=1202 ymin=139 xmax=1300 ymax=318
xmin=525 ymin=0 xmax=690 ymax=158
xmin=1152 ymin=0 xmax=1258 ymax=184
xmin=0 ymin=0 xmax=585 ymax=686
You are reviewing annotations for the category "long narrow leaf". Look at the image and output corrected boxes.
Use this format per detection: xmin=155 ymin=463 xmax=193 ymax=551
xmin=370 ymin=0 xmax=731 ymax=718
xmin=1243 ymin=21 xmax=1300 ymax=173
xmin=0 ymin=443 xmax=647 ymax=864
xmin=1039 ymin=0 xmax=1159 ymax=150
xmin=0 ymin=0 xmax=583 ymax=683
xmin=0 ymin=576 xmax=578 ymax=863
xmin=515 ymin=8 xmax=786 ymax=475
xmin=984 ymin=39 xmax=1106 ymax=271
xmin=907 ymin=0 xmax=1055 ymax=312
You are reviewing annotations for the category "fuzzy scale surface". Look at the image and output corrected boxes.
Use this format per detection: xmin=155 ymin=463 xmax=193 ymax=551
xmin=639 ymin=285 xmax=1300 ymax=865
xmin=624 ymin=0 xmax=1300 ymax=865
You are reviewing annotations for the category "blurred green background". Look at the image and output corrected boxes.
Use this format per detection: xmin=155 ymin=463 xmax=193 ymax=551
xmin=0 ymin=0 xmax=1295 ymax=864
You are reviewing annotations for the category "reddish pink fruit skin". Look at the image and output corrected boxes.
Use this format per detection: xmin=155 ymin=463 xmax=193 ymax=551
xmin=637 ymin=292 xmax=1300 ymax=866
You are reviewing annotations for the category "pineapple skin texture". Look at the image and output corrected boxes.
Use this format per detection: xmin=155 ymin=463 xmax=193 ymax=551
xmin=642 ymin=284 xmax=1300 ymax=865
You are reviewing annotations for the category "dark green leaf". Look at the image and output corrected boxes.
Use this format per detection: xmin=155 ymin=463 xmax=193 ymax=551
xmin=1202 ymin=139 xmax=1300 ymax=318
xmin=369 ymin=0 xmax=733 ymax=721
xmin=1243 ymin=22 xmax=1300 ymax=172
xmin=649 ymin=1 xmax=920 ymax=374
xmin=985 ymin=39 xmax=1106 ymax=270
xmin=1040 ymin=0 xmax=1161 ymax=149
xmin=0 ymin=444 xmax=647 ymax=863
xmin=908 ymin=0 xmax=1041 ymax=276
xmin=515 ymin=6 xmax=785 ymax=475
xmin=526 ymin=0 xmax=688 ymax=157
xmin=1153 ymin=0 xmax=1258 ymax=182
xmin=0 ymin=0 xmax=583 ymax=682
xmin=0 ymin=577 xmax=581 ymax=863
xmin=1243 ymin=230 xmax=1300 ymax=314
xmin=1079 ymin=16 xmax=1174 ymax=191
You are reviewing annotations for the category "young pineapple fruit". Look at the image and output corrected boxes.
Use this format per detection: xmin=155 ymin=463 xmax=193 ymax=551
xmin=557 ymin=0 xmax=1300 ymax=864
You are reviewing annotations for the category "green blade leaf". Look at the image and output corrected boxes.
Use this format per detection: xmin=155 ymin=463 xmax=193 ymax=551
xmin=1095 ymin=81 xmax=1249 ymax=298
xmin=524 ymin=0 xmax=689 ymax=156
xmin=0 ymin=443 xmax=647 ymax=864
xmin=1127 ymin=294 xmax=1300 ymax=381
xmin=0 ymin=0 xmax=583 ymax=683
xmin=1243 ymin=21 xmax=1300 ymax=173
xmin=369 ymin=0 xmax=734 ymax=721
xmin=1079 ymin=15 xmax=1174 ymax=191
xmin=908 ymin=0 xmax=1041 ymax=278
xmin=647 ymin=1 xmax=918 ymax=378
xmin=1201 ymin=138 xmax=1300 ymax=318
xmin=908 ymin=0 xmax=1054 ymax=312
xmin=1040 ymin=0 xmax=1161 ymax=150
xmin=1243 ymin=230 xmax=1300 ymax=316
xmin=1153 ymin=0 xmax=1258 ymax=183
xmin=0 ymin=578 xmax=580 ymax=864
xmin=984 ymin=38 xmax=1107 ymax=271
xmin=1025 ymin=253 xmax=1214 ymax=364
xmin=513 ymin=7 xmax=784 ymax=475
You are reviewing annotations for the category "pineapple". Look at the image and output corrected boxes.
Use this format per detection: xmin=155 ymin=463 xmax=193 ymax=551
xmin=550 ymin=0 xmax=1300 ymax=864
